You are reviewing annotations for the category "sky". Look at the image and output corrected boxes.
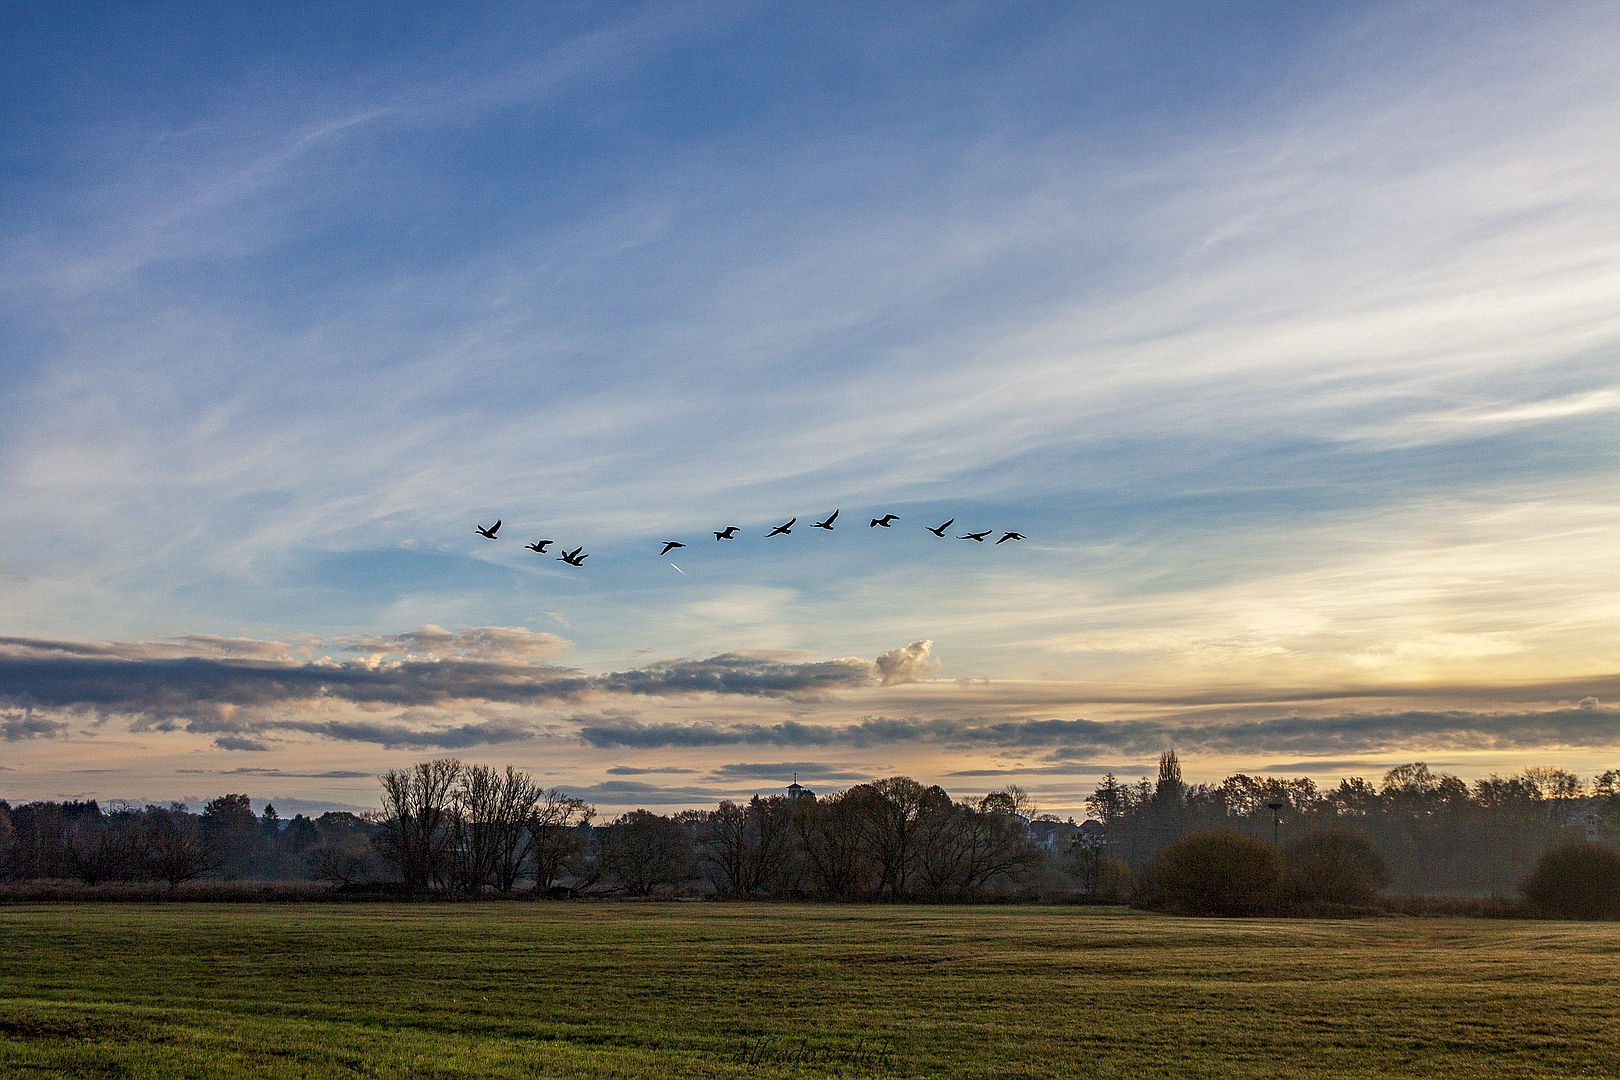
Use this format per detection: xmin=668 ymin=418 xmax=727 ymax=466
xmin=1 ymin=1 xmax=1617 ymax=818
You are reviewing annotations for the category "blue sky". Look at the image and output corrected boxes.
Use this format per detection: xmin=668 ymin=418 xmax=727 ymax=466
xmin=2 ymin=2 xmax=1618 ymax=815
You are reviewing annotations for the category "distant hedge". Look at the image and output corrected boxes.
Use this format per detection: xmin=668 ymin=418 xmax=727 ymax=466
xmin=1522 ymin=842 xmax=1620 ymax=920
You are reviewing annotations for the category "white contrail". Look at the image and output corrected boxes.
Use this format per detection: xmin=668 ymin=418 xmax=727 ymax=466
xmin=669 ymin=563 xmax=687 ymax=576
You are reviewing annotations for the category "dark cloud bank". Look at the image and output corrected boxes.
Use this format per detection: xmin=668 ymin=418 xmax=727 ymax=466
xmin=0 ymin=635 xmax=937 ymax=749
xmin=2 ymin=634 xmax=1617 ymax=758
xmin=578 ymin=708 xmax=1620 ymax=758
xmin=0 ymin=635 xmax=929 ymax=714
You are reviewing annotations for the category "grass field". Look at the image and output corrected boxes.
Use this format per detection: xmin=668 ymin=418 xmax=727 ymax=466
xmin=2 ymin=904 xmax=1618 ymax=1078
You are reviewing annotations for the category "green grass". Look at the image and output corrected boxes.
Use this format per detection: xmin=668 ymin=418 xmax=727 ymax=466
xmin=1 ymin=904 xmax=1618 ymax=1078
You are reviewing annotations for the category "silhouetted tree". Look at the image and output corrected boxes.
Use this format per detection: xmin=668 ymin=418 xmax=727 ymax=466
xmin=144 ymin=803 xmax=219 ymax=888
xmin=202 ymin=794 xmax=261 ymax=880
xmin=598 ymin=810 xmax=689 ymax=896
xmin=308 ymin=812 xmax=379 ymax=886
xmin=851 ymin=776 xmax=929 ymax=900
xmin=377 ymin=758 xmax=461 ymax=890
xmin=448 ymin=764 xmax=541 ymax=894
xmin=1085 ymin=774 xmax=1126 ymax=837
xmin=530 ymin=788 xmax=594 ymax=893
xmin=792 ymin=789 xmax=873 ymax=900
xmin=68 ymin=805 xmax=148 ymax=884
xmin=702 ymin=795 xmax=794 ymax=898
xmin=0 ymin=802 xmax=12 ymax=873
xmin=916 ymin=788 xmax=1042 ymax=900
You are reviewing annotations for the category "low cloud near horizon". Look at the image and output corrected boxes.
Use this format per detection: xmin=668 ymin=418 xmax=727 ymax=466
xmin=3 ymin=630 xmax=1617 ymax=769
xmin=0 ymin=630 xmax=942 ymax=750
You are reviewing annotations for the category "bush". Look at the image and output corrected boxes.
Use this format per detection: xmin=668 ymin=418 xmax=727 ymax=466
xmin=1283 ymin=826 xmax=1389 ymax=907
xmin=1140 ymin=831 xmax=1281 ymax=916
xmin=1522 ymin=842 xmax=1620 ymax=920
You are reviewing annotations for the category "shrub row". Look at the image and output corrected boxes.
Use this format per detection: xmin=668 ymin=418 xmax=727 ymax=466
xmin=1137 ymin=828 xmax=1620 ymax=919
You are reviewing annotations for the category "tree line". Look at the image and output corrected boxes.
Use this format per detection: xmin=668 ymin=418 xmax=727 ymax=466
xmin=367 ymin=761 xmax=1043 ymax=900
xmin=0 ymin=796 xmax=375 ymax=888
xmin=1082 ymin=752 xmax=1620 ymax=897
xmin=0 ymin=763 xmax=1043 ymax=899
xmin=4 ymin=753 xmax=1617 ymax=899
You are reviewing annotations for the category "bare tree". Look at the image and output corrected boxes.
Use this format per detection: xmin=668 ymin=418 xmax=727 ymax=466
xmin=68 ymin=808 xmax=148 ymax=884
xmin=917 ymin=789 xmax=1042 ymax=900
xmin=144 ymin=803 xmax=219 ymax=888
xmin=530 ymin=788 xmax=594 ymax=893
xmin=702 ymin=801 xmax=750 ymax=897
xmin=377 ymin=759 xmax=461 ymax=891
xmin=915 ymin=786 xmax=973 ymax=899
xmin=598 ymin=810 xmax=690 ymax=896
xmin=851 ymin=777 xmax=928 ymax=900
xmin=702 ymin=795 xmax=794 ymax=898
xmin=448 ymin=764 xmax=541 ymax=894
xmin=309 ymin=834 xmax=372 ymax=887
xmin=792 ymin=790 xmax=872 ymax=900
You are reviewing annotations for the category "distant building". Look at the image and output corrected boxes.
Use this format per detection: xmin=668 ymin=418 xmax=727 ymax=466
xmin=1027 ymin=816 xmax=1081 ymax=852
xmin=786 ymin=776 xmax=815 ymax=801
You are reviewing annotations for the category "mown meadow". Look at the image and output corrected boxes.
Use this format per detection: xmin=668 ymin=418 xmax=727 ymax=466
xmin=2 ymin=904 xmax=1618 ymax=1078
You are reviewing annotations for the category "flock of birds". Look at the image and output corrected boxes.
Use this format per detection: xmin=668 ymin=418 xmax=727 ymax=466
xmin=473 ymin=511 xmax=1024 ymax=568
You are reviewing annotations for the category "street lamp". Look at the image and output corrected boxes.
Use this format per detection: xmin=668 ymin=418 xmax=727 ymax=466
xmin=1266 ymin=801 xmax=1284 ymax=846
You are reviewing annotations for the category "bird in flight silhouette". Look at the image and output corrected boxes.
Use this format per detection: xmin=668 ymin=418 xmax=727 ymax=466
xmin=558 ymin=547 xmax=587 ymax=566
xmin=475 ymin=520 xmax=501 ymax=539
xmin=958 ymin=530 xmax=992 ymax=542
xmin=870 ymin=514 xmax=899 ymax=528
xmin=767 ymin=518 xmax=795 ymax=536
xmin=996 ymin=532 xmax=1025 ymax=545
xmin=660 ymin=541 xmax=685 ymax=555
xmin=525 ymin=540 xmax=553 ymax=553
xmin=812 ymin=510 xmax=839 ymax=530
xmin=926 ymin=519 xmax=954 ymax=537
xmin=714 ymin=526 xmax=739 ymax=540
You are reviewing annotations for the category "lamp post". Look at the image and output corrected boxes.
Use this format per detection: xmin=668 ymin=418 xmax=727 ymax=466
xmin=1266 ymin=800 xmax=1284 ymax=846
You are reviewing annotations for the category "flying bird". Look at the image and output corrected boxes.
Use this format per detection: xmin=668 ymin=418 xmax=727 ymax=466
xmin=812 ymin=510 xmax=839 ymax=530
xmin=525 ymin=540 xmax=553 ymax=553
xmin=958 ymin=530 xmax=992 ymax=542
xmin=870 ymin=514 xmax=898 ymax=528
xmin=767 ymin=518 xmax=796 ymax=536
xmin=714 ymin=526 xmax=739 ymax=540
xmin=926 ymin=519 xmax=954 ymax=537
xmin=660 ymin=541 xmax=686 ymax=555
xmin=475 ymin=520 xmax=501 ymax=539
xmin=996 ymin=532 xmax=1025 ymax=545
xmin=557 ymin=547 xmax=587 ymax=566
